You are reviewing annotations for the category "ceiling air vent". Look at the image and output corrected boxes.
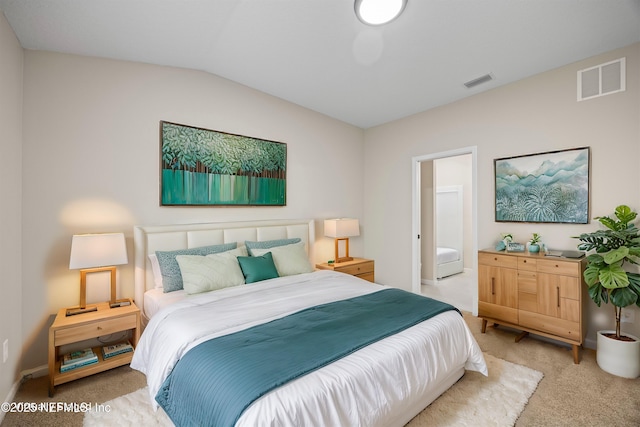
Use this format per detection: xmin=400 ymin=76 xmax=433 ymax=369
xmin=578 ymin=57 xmax=625 ymax=101
xmin=464 ymin=73 xmax=493 ymax=89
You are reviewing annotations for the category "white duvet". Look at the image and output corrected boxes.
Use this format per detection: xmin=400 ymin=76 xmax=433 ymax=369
xmin=131 ymin=270 xmax=487 ymax=427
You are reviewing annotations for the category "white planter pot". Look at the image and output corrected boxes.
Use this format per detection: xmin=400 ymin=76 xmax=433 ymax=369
xmin=596 ymin=330 xmax=640 ymax=379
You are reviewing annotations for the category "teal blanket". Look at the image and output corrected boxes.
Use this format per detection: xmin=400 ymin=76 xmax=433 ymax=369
xmin=156 ymin=288 xmax=459 ymax=427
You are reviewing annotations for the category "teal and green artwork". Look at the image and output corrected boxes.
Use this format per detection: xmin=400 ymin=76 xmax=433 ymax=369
xmin=160 ymin=121 xmax=286 ymax=206
xmin=494 ymin=147 xmax=590 ymax=223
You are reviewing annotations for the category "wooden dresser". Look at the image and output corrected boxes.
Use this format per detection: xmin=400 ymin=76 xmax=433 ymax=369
xmin=478 ymin=249 xmax=587 ymax=363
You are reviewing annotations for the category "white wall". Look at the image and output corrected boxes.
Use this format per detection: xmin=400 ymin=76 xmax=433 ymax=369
xmin=364 ymin=43 xmax=640 ymax=347
xmin=20 ymin=51 xmax=365 ymax=369
xmin=419 ymin=160 xmax=434 ymax=280
xmin=10 ymin=33 xmax=640 ymax=377
xmin=0 ymin=10 xmax=23 ymax=410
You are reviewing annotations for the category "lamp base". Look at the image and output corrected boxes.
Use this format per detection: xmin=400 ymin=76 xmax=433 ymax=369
xmin=333 ymin=237 xmax=354 ymax=264
xmin=65 ymin=306 xmax=98 ymax=317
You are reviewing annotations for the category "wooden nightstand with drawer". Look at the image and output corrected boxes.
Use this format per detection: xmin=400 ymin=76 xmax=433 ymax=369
xmin=315 ymin=258 xmax=375 ymax=282
xmin=48 ymin=299 xmax=140 ymax=397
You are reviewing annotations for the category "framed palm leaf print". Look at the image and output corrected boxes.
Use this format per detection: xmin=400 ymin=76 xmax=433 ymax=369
xmin=494 ymin=147 xmax=590 ymax=223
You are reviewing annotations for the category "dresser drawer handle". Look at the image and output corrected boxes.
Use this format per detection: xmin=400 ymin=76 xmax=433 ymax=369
xmin=523 ymin=260 xmax=527 ymax=263
xmin=97 ymin=326 xmax=102 ymax=330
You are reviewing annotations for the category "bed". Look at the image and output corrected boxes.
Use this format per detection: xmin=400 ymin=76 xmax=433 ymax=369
xmin=437 ymin=246 xmax=462 ymax=279
xmin=130 ymin=219 xmax=487 ymax=427
xmin=436 ymin=186 xmax=464 ymax=279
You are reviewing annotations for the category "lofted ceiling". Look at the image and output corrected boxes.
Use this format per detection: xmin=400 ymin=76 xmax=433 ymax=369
xmin=1 ymin=0 xmax=639 ymax=129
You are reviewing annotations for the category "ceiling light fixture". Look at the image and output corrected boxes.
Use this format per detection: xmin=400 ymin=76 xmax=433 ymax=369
xmin=355 ymin=0 xmax=407 ymax=26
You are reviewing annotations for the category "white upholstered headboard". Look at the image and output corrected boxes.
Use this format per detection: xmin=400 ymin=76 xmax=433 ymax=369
xmin=134 ymin=219 xmax=315 ymax=319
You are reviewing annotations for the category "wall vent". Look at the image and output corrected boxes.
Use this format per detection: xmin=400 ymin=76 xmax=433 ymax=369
xmin=464 ymin=73 xmax=493 ymax=89
xmin=577 ymin=57 xmax=625 ymax=101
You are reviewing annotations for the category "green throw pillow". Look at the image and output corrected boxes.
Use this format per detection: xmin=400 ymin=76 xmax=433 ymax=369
xmin=156 ymin=242 xmax=237 ymax=293
xmin=176 ymin=247 xmax=248 ymax=295
xmin=237 ymin=252 xmax=279 ymax=284
xmin=250 ymin=242 xmax=312 ymax=277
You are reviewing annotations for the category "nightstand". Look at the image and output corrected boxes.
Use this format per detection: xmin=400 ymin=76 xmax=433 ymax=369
xmin=316 ymin=258 xmax=375 ymax=282
xmin=48 ymin=299 xmax=140 ymax=397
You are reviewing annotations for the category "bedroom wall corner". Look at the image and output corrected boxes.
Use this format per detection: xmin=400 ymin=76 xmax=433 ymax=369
xmin=19 ymin=51 xmax=366 ymax=370
xmin=363 ymin=42 xmax=640 ymax=346
xmin=0 ymin=9 xmax=24 ymax=413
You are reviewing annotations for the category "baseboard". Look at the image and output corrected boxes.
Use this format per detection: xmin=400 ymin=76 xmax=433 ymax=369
xmin=21 ymin=363 xmax=48 ymax=379
xmin=584 ymin=337 xmax=596 ymax=350
xmin=421 ymin=279 xmax=436 ymax=286
xmin=0 ymin=377 xmax=22 ymax=424
xmin=0 ymin=363 xmax=49 ymax=423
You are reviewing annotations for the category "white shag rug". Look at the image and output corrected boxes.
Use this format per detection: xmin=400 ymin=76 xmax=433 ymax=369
xmin=84 ymin=354 xmax=542 ymax=427
xmin=406 ymin=354 xmax=543 ymax=426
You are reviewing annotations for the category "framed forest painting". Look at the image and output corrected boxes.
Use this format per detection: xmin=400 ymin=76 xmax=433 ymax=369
xmin=494 ymin=147 xmax=590 ymax=223
xmin=160 ymin=121 xmax=287 ymax=206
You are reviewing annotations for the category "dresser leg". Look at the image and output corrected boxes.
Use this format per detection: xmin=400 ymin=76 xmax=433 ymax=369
xmin=572 ymin=344 xmax=580 ymax=364
xmin=481 ymin=319 xmax=487 ymax=333
xmin=515 ymin=331 xmax=529 ymax=343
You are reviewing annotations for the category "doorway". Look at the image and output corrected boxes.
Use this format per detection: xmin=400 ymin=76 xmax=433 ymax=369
xmin=411 ymin=147 xmax=478 ymax=315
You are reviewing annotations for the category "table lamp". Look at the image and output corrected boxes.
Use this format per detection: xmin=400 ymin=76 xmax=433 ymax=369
xmin=324 ymin=218 xmax=360 ymax=263
xmin=67 ymin=233 xmax=128 ymax=316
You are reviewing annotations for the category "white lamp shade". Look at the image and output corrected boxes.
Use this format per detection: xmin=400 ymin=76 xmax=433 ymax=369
xmin=69 ymin=233 xmax=128 ymax=269
xmin=324 ymin=218 xmax=360 ymax=238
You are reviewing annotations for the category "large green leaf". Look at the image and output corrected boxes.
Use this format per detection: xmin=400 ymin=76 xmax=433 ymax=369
xmin=597 ymin=215 xmax=619 ymax=231
xmin=603 ymin=247 xmax=629 ymax=265
xmin=587 ymin=283 xmax=606 ymax=306
xmin=598 ymin=262 xmax=629 ymax=289
xmin=583 ymin=265 xmax=601 ymax=286
xmin=586 ymin=253 xmax=605 ymax=265
xmin=615 ymin=205 xmax=637 ymax=225
xmin=627 ymin=273 xmax=640 ymax=307
xmin=596 ymin=205 xmax=636 ymax=230
xmin=610 ymin=287 xmax=639 ymax=308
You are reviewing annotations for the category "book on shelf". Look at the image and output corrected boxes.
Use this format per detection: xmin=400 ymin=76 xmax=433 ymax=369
xmin=102 ymin=341 xmax=133 ymax=359
xmin=60 ymin=355 xmax=98 ymax=373
xmin=62 ymin=348 xmax=96 ymax=366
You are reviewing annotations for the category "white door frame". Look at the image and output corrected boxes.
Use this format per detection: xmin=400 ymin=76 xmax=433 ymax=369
xmin=411 ymin=146 xmax=479 ymax=315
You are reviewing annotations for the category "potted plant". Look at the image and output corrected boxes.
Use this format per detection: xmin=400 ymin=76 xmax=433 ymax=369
xmin=576 ymin=204 xmax=640 ymax=378
xmin=528 ymin=233 xmax=542 ymax=253
xmin=495 ymin=233 xmax=513 ymax=251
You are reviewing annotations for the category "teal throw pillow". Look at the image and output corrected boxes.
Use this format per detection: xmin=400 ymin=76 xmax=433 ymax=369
xmin=245 ymin=238 xmax=301 ymax=256
xmin=237 ymin=252 xmax=280 ymax=284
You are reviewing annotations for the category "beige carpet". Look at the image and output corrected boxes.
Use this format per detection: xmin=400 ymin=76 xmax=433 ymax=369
xmin=82 ymin=354 xmax=542 ymax=426
xmin=4 ymin=313 xmax=640 ymax=426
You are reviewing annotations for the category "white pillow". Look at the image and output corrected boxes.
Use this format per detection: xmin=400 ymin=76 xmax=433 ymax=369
xmin=251 ymin=241 xmax=313 ymax=277
xmin=176 ymin=247 xmax=247 ymax=295
xmin=148 ymin=254 xmax=164 ymax=289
